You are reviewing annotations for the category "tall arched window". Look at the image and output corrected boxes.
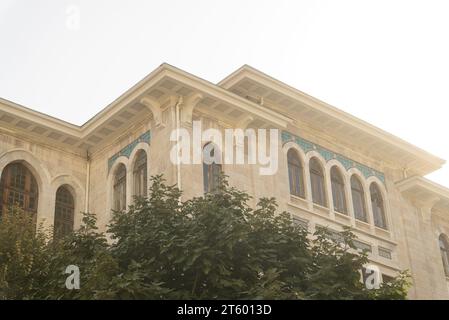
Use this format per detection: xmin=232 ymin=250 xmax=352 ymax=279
xmin=351 ymin=176 xmax=367 ymax=222
xmin=203 ymin=143 xmax=222 ymax=193
xmin=0 ymin=162 xmax=38 ymax=218
xmin=54 ymin=186 xmax=74 ymax=239
xmin=331 ymin=166 xmax=347 ymax=214
xmin=113 ymin=164 xmax=127 ymax=211
xmin=309 ymin=158 xmax=327 ymax=207
xmin=439 ymin=234 xmax=449 ymax=277
xmin=133 ymin=150 xmax=148 ymax=198
xmin=370 ymin=183 xmax=387 ymax=229
xmin=287 ymin=149 xmax=304 ymax=198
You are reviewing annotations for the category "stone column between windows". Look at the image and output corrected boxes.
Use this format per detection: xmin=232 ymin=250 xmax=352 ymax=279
xmin=345 ymin=177 xmax=356 ymax=227
xmin=125 ymin=168 xmax=133 ymax=209
xmin=325 ymin=170 xmax=335 ymax=220
xmin=365 ymin=187 xmax=375 ymax=232
xmin=37 ymin=184 xmax=55 ymax=232
xmin=304 ymin=161 xmax=313 ymax=211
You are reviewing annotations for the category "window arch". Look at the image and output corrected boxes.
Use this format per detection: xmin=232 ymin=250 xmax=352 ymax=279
xmin=331 ymin=166 xmax=347 ymax=214
xmin=370 ymin=183 xmax=387 ymax=229
xmin=309 ymin=158 xmax=327 ymax=207
xmin=439 ymin=234 xmax=449 ymax=277
xmin=203 ymin=142 xmax=222 ymax=193
xmin=0 ymin=162 xmax=38 ymax=218
xmin=351 ymin=175 xmax=367 ymax=222
xmin=54 ymin=186 xmax=74 ymax=239
xmin=133 ymin=150 xmax=148 ymax=198
xmin=113 ymin=164 xmax=127 ymax=211
xmin=287 ymin=149 xmax=305 ymax=198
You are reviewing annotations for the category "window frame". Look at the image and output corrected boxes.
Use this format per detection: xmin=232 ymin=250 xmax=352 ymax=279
xmin=351 ymin=175 xmax=367 ymax=222
xmin=330 ymin=166 xmax=347 ymax=214
xmin=54 ymin=186 xmax=75 ymax=239
xmin=133 ymin=150 xmax=148 ymax=198
xmin=287 ymin=149 xmax=305 ymax=198
xmin=0 ymin=162 xmax=39 ymax=218
xmin=203 ymin=143 xmax=223 ymax=193
xmin=309 ymin=158 xmax=327 ymax=207
xmin=113 ymin=164 xmax=127 ymax=211
xmin=439 ymin=234 xmax=449 ymax=277
xmin=370 ymin=183 xmax=387 ymax=229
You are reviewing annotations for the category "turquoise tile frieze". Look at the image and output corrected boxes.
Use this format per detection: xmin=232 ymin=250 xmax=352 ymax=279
xmin=108 ymin=130 xmax=151 ymax=172
xmin=281 ymin=131 xmax=385 ymax=183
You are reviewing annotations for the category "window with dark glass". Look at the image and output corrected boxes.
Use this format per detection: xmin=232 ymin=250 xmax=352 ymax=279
xmin=203 ymin=143 xmax=222 ymax=193
xmin=331 ymin=166 xmax=347 ymax=214
xmin=113 ymin=164 xmax=127 ymax=211
xmin=133 ymin=150 xmax=148 ymax=198
xmin=0 ymin=163 xmax=38 ymax=219
xmin=287 ymin=149 xmax=304 ymax=198
xmin=309 ymin=158 xmax=327 ymax=207
xmin=351 ymin=176 xmax=367 ymax=222
xmin=439 ymin=234 xmax=449 ymax=277
xmin=370 ymin=183 xmax=387 ymax=229
xmin=54 ymin=186 xmax=74 ymax=239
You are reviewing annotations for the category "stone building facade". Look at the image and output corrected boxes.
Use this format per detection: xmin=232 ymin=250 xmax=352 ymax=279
xmin=0 ymin=64 xmax=448 ymax=299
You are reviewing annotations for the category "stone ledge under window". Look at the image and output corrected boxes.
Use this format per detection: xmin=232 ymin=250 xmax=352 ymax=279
xmin=375 ymin=227 xmax=391 ymax=239
xmin=355 ymin=219 xmax=371 ymax=233
xmin=286 ymin=201 xmax=396 ymax=245
xmin=289 ymin=195 xmax=308 ymax=209
xmin=335 ymin=211 xmax=351 ymax=224
xmin=313 ymin=203 xmax=330 ymax=216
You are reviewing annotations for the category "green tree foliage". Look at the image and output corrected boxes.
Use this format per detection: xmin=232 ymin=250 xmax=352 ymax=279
xmin=0 ymin=206 xmax=48 ymax=299
xmin=0 ymin=175 xmax=410 ymax=299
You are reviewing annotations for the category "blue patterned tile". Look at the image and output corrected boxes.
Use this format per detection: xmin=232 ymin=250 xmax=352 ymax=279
xmin=336 ymin=155 xmax=353 ymax=170
xmin=283 ymin=131 xmax=385 ymax=185
xmin=281 ymin=131 xmax=292 ymax=143
xmin=108 ymin=130 xmax=151 ymax=172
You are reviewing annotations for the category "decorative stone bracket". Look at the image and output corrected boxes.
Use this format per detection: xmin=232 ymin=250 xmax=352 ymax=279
xmin=236 ymin=115 xmax=254 ymax=130
xmin=141 ymin=96 xmax=163 ymax=128
xmin=418 ymin=196 xmax=441 ymax=222
xmin=181 ymin=93 xmax=203 ymax=125
xmin=396 ymin=176 xmax=449 ymax=224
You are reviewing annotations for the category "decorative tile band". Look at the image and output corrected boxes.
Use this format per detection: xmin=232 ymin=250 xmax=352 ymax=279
xmin=282 ymin=131 xmax=385 ymax=183
xmin=108 ymin=130 xmax=151 ymax=171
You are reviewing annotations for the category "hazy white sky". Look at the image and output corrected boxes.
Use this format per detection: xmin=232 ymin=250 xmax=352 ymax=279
xmin=0 ymin=0 xmax=448 ymax=187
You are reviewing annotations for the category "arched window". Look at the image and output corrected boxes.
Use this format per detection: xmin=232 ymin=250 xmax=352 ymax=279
xmin=439 ymin=234 xmax=449 ymax=277
xmin=287 ymin=149 xmax=305 ymax=198
xmin=331 ymin=166 xmax=347 ymax=214
xmin=113 ymin=164 xmax=127 ymax=211
xmin=203 ymin=143 xmax=222 ymax=193
xmin=309 ymin=158 xmax=327 ymax=207
xmin=370 ymin=183 xmax=387 ymax=229
xmin=54 ymin=186 xmax=74 ymax=239
xmin=0 ymin=162 xmax=38 ymax=218
xmin=351 ymin=176 xmax=367 ymax=222
xmin=133 ymin=150 xmax=148 ymax=198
